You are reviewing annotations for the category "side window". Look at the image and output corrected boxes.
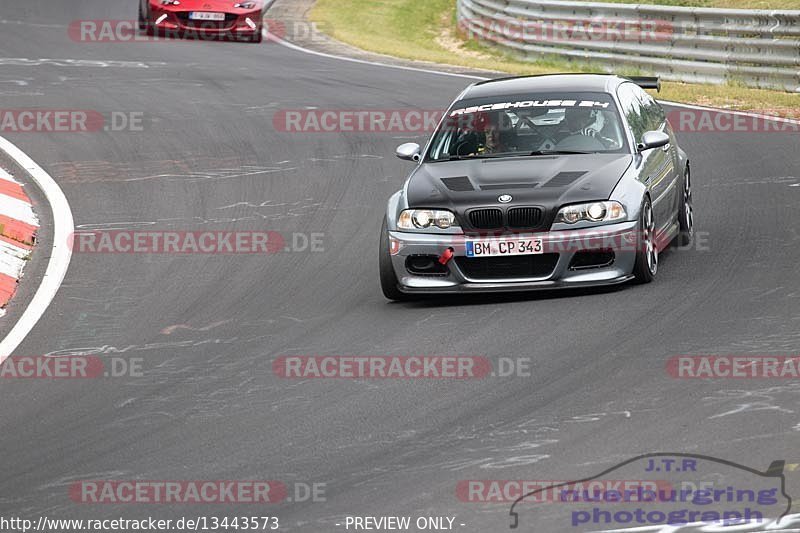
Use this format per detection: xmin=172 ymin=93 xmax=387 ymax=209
xmin=638 ymin=89 xmax=666 ymax=132
xmin=617 ymin=83 xmax=646 ymax=142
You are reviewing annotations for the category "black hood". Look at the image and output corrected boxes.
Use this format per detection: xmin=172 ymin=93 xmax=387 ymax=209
xmin=406 ymin=154 xmax=632 ymax=231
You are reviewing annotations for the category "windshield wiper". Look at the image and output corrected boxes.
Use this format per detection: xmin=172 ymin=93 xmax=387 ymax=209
xmin=528 ymin=150 xmax=594 ymax=156
xmin=446 ymin=151 xmax=534 ymax=161
xmin=445 ymin=154 xmax=505 ymax=161
xmin=440 ymin=150 xmax=586 ymax=162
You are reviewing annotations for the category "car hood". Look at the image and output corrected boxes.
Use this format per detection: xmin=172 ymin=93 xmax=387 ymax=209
xmin=405 ymin=154 xmax=632 ymax=228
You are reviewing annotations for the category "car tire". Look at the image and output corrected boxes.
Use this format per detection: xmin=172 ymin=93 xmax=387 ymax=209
xmin=251 ymin=29 xmax=263 ymax=43
xmin=633 ymin=196 xmax=658 ymax=284
xmin=379 ymin=218 xmax=411 ymax=301
xmin=674 ymin=165 xmax=694 ymax=247
xmin=138 ymin=3 xmax=147 ymax=31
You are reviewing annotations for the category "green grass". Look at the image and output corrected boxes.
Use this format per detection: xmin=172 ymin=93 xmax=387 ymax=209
xmin=311 ymin=0 xmax=800 ymax=116
xmin=311 ymin=0 xmax=462 ymax=66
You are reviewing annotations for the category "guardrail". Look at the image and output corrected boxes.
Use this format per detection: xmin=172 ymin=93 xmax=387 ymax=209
xmin=457 ymin=0 xmax=800 ymax=91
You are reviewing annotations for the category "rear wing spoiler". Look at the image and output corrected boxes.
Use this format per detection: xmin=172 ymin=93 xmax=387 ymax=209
xmin=627 ymin=76 xmax=661 ymax=92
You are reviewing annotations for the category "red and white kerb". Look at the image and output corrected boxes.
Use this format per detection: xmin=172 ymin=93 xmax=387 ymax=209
xmin=0 ymin=168 xmax=38 ymax=314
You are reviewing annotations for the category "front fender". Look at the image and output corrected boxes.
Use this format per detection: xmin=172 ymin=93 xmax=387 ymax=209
xmin=609 ymin=168 xmax=648 ymax=223
xmin=384 ymin=189 xmax=408 ymax=231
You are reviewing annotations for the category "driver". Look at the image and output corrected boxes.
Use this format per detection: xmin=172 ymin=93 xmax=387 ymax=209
xmin=475 ymin=111 xmax=514 ymax=154
xmin=561 ymin=107 xmax=599 ymax=138
xmin=451 ymin=111 xmax=515 ymax=156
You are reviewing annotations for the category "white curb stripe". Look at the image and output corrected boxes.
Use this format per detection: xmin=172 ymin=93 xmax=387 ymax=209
xmin=0 ymin=239 xmax=28 ymax=279
xmin=0 ymin=192 xmax=38 ymax=226
xmin=0 ymin=136 xmax=74 ymax=360
xmin=0 ymin=170 xmax=36 ymax=309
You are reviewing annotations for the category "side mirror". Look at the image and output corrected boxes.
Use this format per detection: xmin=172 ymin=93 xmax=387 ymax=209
xmin=637 ymin=130 xmax=670 ymax=151
xmin=396 ymin=143 xmax=421 ymax=162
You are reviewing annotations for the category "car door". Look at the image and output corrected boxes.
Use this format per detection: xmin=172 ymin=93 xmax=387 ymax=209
xmin=637 ymin=88 xmax=678 ymax=234
xmin=617 ymin=83 xmax=673 ymax=237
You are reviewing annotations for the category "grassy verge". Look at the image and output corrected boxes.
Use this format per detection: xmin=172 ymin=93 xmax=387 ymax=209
xmin=310 ymin=0 xmax=799 ymax=116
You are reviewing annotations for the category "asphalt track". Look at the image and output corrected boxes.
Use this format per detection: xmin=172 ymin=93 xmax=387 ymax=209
xmin=0 ymin=1 xmax=799 ymax=531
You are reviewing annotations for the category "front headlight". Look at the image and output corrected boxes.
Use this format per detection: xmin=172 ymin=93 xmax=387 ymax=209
xmin=398 ymin=209 xmax=458 ymax=230
xmin=555 ymin=201 xmax=627 ymax=225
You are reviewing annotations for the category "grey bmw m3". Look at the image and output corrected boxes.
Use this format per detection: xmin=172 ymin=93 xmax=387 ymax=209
xmin=379 ymin=74 xmax=694 ymax=300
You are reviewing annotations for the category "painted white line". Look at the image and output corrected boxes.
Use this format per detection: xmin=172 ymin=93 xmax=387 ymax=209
xmin=0 ymin=136 xmax=74 ymax=360
xmin=0 ymin=193 xmax=38 ymax=226
xmin=266 ymin=32 xmax=486 ymax=81
xmin=659 ymin=99 xmax=800 ymax=125
xmin=0 ymin=58 xmax=163 ymax=69
xmin=267 ymin=31 xmax=800 ymax=125
xmin=0 ymin=240 xmax=28 ymax=279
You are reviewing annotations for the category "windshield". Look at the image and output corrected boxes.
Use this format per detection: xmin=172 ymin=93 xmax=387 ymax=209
xmin=425 ymin=92 xmax=629 ymax=161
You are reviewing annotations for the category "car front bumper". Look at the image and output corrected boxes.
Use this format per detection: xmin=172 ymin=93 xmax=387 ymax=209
xmin=149 ymin=8 xmax=262 ymax=37
xmin=388 ymin=221 xmax=640 ymax=294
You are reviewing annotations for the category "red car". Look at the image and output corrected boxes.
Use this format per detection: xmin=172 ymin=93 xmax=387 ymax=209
xmin=138 ymin=0 xmax=264 ymax=43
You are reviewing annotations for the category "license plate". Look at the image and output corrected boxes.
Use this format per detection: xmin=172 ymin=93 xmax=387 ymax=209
xmin=466 ymin=238 xmax=543 ymax=257
xmin=189 ymin=12 xmax=226 ymax=21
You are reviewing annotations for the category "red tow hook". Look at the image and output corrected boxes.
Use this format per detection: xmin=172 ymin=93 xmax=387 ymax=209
xmin=438 ymin=247 xmax=455 ymax=265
